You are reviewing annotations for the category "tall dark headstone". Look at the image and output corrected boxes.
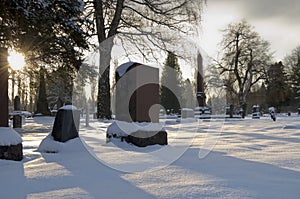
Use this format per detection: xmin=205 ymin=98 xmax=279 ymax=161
xmin=0 ymin=47 xmax=9 ymax=127
xmin=196 ymin=53 xmax=206 ymax=107
xmin=115 ymin=62 xmax=160 ymax=123
xmin=113 ymin=62 xmax=167 ymax=147
xmin=13 ymin=96 xmax=22 ymax=128
xmin=14 ymin=96 xmax=21 ymax=111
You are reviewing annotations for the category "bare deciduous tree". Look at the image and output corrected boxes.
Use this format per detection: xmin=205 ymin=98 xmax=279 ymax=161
xmin=215 ymin=20 xmax=272 ymax=117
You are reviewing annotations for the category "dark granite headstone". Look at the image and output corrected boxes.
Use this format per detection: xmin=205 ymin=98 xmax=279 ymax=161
xmin=115 ymin=62 xmax=160 ymax=123
xmin=125 ymin=131 xmax=167 ymax=147
xmin=113 ymin=62 xmax=167 ymax=147
xmin=13 ymin=96 xmax=22 ymax=128
xmin=14 ymin=96 xmax=21 ymax=111
xmin=51 ymin=108 xmax=80 ymax=142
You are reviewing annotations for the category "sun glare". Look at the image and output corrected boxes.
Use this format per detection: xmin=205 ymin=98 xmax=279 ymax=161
xmin=8 ymin=51 xmax=25 ymax=70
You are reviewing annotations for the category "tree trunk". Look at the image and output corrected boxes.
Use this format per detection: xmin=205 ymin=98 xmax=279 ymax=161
xmin=0 ymin=47 xmax=9 ymax=127
xmin=97 ymin=38 xmax=114 ymax=119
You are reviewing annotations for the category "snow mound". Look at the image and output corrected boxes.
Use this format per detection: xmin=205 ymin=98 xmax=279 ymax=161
xmin=107 ymin=121 xmax=165 ymax=137
xmin=59 ymin=105 xmax=78 ymax=110
xmin=38 ymin=134 xmax=85 ymax=153
xmin=0 ymin=127 xmax=22 ymax=146
xmin=283 ymin=125 xmax=300 ymax=130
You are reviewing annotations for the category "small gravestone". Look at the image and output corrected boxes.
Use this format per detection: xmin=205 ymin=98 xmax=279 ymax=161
xmin=181 ymin=108 xmax=194 ymax=118
xmin=13 ymin=96 xmax=22 ymax=128
xmin=225 ymin=104 xmax=234 ymax=118
xmin=51 ymin=105 xmax=81 ymax=142
xmin=252 ymin=105 xmax=260 ymax=119
xmin=112 ymin=62 xmax=167 ymax=147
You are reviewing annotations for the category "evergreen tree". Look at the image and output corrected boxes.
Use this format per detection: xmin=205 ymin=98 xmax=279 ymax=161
xmin=160 ymin=52 xmax=183 ymax=114
xmin=284 ymin=46 xmax=300 ymax=103
xmin=1 ymin=0 xmax=92 ymax=117
xmin=266 ymin=61 xmax=290 ymax=111
xmin=47 ymin=67 xmax=76 ymax=110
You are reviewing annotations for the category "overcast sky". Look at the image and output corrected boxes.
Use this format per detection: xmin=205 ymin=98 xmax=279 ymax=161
xmin=200 ymin=0 xmax=300 ymax=61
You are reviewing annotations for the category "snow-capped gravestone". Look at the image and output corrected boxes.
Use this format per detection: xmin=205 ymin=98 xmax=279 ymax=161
xmin=115 ymin=62 xmax=160 ymax=122
xmin=110 ymin=62 xmax=167 ymax=147
xmin=51 ymin=105 xmax=80 ymax=142
xmin=0 ymin=128 xmax=23 ymax=161
xmin=181 ymin=108 xmax=195 ymax=118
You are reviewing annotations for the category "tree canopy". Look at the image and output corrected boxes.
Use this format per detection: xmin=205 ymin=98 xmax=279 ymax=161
xmin=1 ymin=0 xmax=92 ymax=70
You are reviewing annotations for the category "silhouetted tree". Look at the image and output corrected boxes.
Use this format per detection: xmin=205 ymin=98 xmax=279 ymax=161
xmin=284 ymin=46 xmax=300 ymax=102
xmin=265 ymin=61 xmax=290 ymax=111
xmin=215 ymin=20 xmax=273 ymax=117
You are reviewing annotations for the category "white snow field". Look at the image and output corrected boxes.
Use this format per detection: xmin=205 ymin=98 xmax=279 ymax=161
xmin=1 ymin=115 xmax=300 ymax=198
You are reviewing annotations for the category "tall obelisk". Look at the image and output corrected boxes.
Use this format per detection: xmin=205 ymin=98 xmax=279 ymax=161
xmin=196 ymin=52 xmax=205 ymax=107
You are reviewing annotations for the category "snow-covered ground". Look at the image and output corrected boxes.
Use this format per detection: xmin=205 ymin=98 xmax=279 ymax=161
xmin=1 ymin=115 xmax=300 ymax=198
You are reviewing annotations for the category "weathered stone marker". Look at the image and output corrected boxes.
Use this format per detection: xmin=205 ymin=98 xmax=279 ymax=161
xmin=51 ymin=105 xmax=81 ymax=142
xmin=112 ymin=62 xmax=167 ymax=147
xmin=13 ymin=96 xmax=22 ymax=128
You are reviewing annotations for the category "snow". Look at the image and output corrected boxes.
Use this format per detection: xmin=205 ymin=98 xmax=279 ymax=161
xmin=59 ymin=105 xmax=78 ymax=110
xmin=116 ymin=62 xmax=139 ymax=77
xmin=107 ymin=121 xmax=165 ymax=137
xmin=0 ymin=127 xmax=22 ymax=146
xmin=37 ymin=134 xmax=84 ymax=153
xmin=1 ymin=115 xmax=300 ymax=198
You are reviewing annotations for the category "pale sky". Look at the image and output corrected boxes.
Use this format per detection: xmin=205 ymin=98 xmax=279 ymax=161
xmin=199 ymin=0 xmax=300 ymax=61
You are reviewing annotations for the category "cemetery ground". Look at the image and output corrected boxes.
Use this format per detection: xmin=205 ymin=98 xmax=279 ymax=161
xmin=1 ymin=115 xmax=300 ymax=198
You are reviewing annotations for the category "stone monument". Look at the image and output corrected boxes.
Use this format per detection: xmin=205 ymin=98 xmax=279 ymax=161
xmin=111 ymin=62 xmax=167 ymax=147
xmin=115 ymin=62 xmax=160 ymax=123
xmin=196 ymin=53 xmax=206 ymax=107
xmin=51 ymin=105 xmax=81 ymax=142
